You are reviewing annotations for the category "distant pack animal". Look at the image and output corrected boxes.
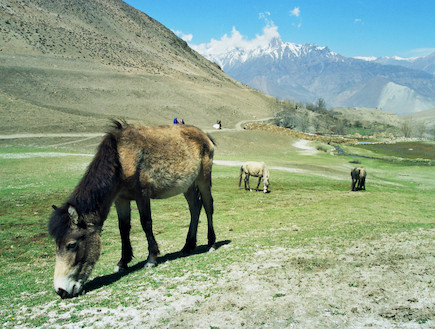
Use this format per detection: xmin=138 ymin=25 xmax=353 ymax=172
xmin=239 ymin=161 xmax=270 ymax=193
xmin=351 ymin=167 xmax=367 ymax=191
xmin=48 ymin=121 xmax=216 ymax=298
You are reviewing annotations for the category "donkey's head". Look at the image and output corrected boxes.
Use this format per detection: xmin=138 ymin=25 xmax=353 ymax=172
xmin=49 ymin=205 xmax=101 ymax=298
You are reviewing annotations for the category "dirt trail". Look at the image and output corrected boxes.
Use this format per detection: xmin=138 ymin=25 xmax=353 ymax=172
xmin=0 ymin=118 xmax=273 ymax=139
xmin=0 ymin=133 xmax=103 ymax=139
xmin=0 ymin=145 xmax=325 ymax=178
xmin=0 ymin=128 xmax=337 ymax=180
xmin=292 ymin=139 xmax=318 ymax=155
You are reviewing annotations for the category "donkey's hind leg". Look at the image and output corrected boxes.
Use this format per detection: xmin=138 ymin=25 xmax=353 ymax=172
xmin=182 ymin=184 xmax=202 ymax=254
xmin=358 ymin=177 xmax=366 ymax=190
xmin=198 ymin=179 xmax=216 ymax=249
xmin=115 ymin=198 xmax=133 ymax=271
xmin=360 ymin=177 xmax=366 ymax=190
xmin=136 ymin=195 xmax=160 ymax=268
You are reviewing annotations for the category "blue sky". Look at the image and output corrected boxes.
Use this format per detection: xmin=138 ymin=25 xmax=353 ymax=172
xmin=124 ymin=0 xmax=435 ymax=59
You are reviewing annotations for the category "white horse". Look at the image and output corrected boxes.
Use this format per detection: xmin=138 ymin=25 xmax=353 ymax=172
xmin=239 ymin=161 xmax=270 ymax=193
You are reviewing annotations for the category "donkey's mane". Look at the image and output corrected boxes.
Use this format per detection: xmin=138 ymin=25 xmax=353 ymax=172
xmin=49 ymin=122 xmax=125 ymax=240
xmin=49 ymin=206 xmax=72 ymax=241
xmin=71 ymin=122 xmax=125 ymax=214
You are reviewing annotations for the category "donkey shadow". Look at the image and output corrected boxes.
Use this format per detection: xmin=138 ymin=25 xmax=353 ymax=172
xmin=84 ymin=240 xmax=231 ymax=294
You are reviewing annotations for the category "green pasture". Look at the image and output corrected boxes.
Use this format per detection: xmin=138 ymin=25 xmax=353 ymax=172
xmin=340 ymin=141 xmax=435 ymax=164
xmin=0 ymin=131 xmax=434 ymax=327
xmin=354 ymin=141 xmax=435 ymax=160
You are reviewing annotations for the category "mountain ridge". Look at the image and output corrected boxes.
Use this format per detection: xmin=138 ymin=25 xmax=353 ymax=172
xmin=359 ymin=53 xmax=435 ymax=75
xmin=198 ymin=37 xmax=435 ymax=115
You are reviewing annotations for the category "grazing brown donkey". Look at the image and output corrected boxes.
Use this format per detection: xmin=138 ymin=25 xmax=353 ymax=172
xmin=49 ymin=121 xmax=216 ymax=298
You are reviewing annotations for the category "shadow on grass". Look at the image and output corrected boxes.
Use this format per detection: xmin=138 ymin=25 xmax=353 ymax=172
xmin=83 ymin=240 xmax=231 ymax=294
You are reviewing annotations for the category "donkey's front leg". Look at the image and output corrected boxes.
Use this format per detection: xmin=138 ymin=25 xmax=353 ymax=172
xmin=115 ymin=198 xmax=133 ymax=271
xmin=255 ymin=177 xmax=262 ymax=191
xmin=351 ymin=178 xmax=357 ymax=191
xmin=137 ymin=195 xmax=159 ymax=268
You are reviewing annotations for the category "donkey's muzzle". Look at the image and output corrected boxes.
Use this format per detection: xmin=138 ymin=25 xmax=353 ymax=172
xmin=56 ymin=288 xmax=74 ymax=299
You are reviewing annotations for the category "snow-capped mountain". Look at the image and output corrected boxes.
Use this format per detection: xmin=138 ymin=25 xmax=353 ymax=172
xmin=199 ymin=38 xmax=435 ymax=114
xmin=210 ymin=37 xmax=343 ymax=70
xmin=370 ymin=53 xmax=435 ymax=76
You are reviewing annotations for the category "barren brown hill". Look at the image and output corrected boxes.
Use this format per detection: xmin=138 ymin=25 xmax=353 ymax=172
xmin=0 ymin=0 xmax=276 ymax=133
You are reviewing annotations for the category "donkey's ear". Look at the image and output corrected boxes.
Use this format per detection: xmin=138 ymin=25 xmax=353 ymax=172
xmin=68 ymin=205 xmax=79 ymax=226
xmin=52 ymin=205 xmax=58 ymax=210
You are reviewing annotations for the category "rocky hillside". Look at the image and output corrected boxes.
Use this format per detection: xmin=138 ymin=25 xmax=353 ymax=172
xmin=1 ymin=0 xmax=214 ymax=74
xmin=0 ymin=0 xmax=276 ymax=133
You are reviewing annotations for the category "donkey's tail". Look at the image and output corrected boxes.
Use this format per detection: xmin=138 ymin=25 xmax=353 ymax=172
xmin=238 ymin=166 xmax=244 ymax=187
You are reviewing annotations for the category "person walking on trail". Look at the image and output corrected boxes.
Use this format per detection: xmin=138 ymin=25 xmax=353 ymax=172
xmin=213 ymin=120 xmax=222 ymax=129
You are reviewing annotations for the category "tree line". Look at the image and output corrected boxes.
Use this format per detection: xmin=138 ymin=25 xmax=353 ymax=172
xmin=272 ymin=98 xmax=433 ymax=138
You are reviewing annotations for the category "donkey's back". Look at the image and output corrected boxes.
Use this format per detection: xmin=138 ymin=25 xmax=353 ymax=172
xmin=116 ymin=123 xmax=214 ymax=199
xmin=242 ymin=161 xmax=267 ymax=177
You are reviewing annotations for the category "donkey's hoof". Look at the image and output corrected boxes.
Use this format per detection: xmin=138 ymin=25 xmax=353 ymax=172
xmin=208 ymin=245 xmax=216 ymax=253
xmin=181 ymin=243 xmax=196 ymax=255
xmin=144 ymin=258 xmax=157 ymax=269
xmin=114 ymin=265 xmax=128 ymax=273
xmin=144 ymin=262 xmax=157 ymax=269
xmin=180 ymin=248 xmax=190 ymax=256
xmin=115 ymin=262 xmax=129 ymax=272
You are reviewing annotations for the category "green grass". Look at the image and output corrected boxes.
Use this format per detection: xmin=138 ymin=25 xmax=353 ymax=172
xmin=0 ymin=131 xmax=434 ymax=327
xmin=354 ymin=141 xmax=435 ymax=160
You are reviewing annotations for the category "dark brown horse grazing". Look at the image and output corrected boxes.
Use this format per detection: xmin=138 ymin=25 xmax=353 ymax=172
xmin=351 ymin=167 xmax=367 ymax=191
xmin=49 ymin=121 xmax=216 ymax=299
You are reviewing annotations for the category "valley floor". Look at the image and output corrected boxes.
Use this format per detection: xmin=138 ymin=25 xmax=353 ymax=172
xmin=1 ymin=129 xmax=433 ymax=329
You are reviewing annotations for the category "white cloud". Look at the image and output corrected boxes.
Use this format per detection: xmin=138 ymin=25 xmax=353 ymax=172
xmin=354 ymin=18 xmax=362 ymax=24
xmin=259 ymin=11 xmax=271 ymax=20
xmin=290 ymin=7 xmax=300 ymax=17
xmin=174 ymin=30 xmax=193 ymax=42
xmin=354 ymin=56 xmax=377 ymax=61
xmin=289 ymin=7 xmax=302 ymax=28
xmin=191 ymin=24 xmax=280 ymax=57
xmin=182 ymin=34 xmax=193 ymax=42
